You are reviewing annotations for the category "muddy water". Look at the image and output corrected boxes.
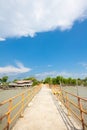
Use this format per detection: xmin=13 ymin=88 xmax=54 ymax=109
xmin=63 ymin=86 xmax=87 ymax=98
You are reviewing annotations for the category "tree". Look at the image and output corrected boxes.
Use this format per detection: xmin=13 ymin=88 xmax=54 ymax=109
xmin=71 ymin=79 xmax=76 ymax=86
xmin=44 ymin=77 xmax=52 ymax=84
xmin=2 ymin=76 xmax=8 ymax=83
xmin=13 ymin=79 xmax=18 ymax=83
xmin=55 ymin=76 xmax=64 ymax=84
xmin=52 ymin=78 xmax=57 ymax=85
xmin=62 ymin=78 xmax=68 ymax=85
xmin=0 ymin=78 xmax=2 ymax=83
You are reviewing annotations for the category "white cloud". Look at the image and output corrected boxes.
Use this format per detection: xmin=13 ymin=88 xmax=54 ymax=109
xmin=48 ymin=65 xmax=52 ymax=67
xmin=35 ymin=71 xmax=73 ymax=79
xmin=80 ymin=73 xmax=87 ymax=78
xmin=79 ymin=62 xmax=87 ymax=69
xmin=0 ymin=0 xmax=87 ymax=40
xmin=35 ymin=71 xmax=87 ymax=79
xmin=0 ymin=61 xmax=31 ymax=75
xmin=0 ymin=38 xmax=5 ymax=41
xmin=35 ymin=71 xmax=57 ymax=78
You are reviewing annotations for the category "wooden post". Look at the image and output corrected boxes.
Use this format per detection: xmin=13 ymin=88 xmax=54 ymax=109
xmin=66 ymin=93 xmax=70 ymax=116
xmin=7 ymin=99 xmax=12 ymax=130
xmin=78 ymin=98 xmax=84 ymax=130
xmin=21 ymin=93 xmax=24 ymax=117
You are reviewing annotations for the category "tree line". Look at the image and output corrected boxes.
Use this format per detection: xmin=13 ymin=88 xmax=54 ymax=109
xmin=0 ymin=75 xmax=87 ymax=88
xmin=0 ymin=76 xmax=40 ymax=88
xmin=43 ymin=76 xmax=87 ymax=86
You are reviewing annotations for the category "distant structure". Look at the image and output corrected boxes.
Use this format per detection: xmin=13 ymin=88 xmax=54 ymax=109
xmin=9 ymin=80 xmax=33 ymax=87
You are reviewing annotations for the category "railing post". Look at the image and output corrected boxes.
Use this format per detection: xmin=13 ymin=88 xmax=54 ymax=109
xmin=66 ymin=93 xmax=70 ymax=116
xmin=28 ymin=89 xmax=30 ymax=103
xmin=28 ymin=89 xmax=30 ymax=98
xmin=7 ymin=99 xmax=12 ymax=130
xmin=21 ymin=93 xmax=24 ymax=117
xmin=78 ymin=98 xmax=84 ymax=130
xmin=59 ymin=86 xmax=62 ymax=102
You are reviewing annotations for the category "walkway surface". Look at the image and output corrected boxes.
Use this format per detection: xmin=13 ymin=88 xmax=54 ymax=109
xmin=12 ymin=86 xmax=81 ymax=130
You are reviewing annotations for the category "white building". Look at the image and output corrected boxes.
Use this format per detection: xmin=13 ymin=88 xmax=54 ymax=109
xmin=16 ymin=80 xmax=33 ymax=87
xmin=9 ymin=80 xmax=33 ymax=87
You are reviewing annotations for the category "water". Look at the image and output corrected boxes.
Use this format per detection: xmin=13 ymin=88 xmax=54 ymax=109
xmin=0 ymin=86 xmax=87 ymax=129
xmin=62 ymin=86 xmax=87 ymax=129
xmin=62 ymin=86 xmax=87 ymax=98
xmin=0 ymin=86 xmax=39 ymax=130
xmin=0 ymin=88 xmax=29 ymax=130
xmin=0 ymin=88 xmax=28 ymax=102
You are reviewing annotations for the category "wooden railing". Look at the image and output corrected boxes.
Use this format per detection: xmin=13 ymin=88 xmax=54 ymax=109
xmin=0 ymin=85 xmax=41 ymax=130
xmin=52 ymin=86 xmax=87 ymax=130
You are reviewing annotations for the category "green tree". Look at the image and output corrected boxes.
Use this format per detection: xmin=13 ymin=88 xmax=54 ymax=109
xmin=55 ymin=76 xmax=63 ymax=84
xmin=71 ymin=79 xmax=76 ymax=86
xmin=52 ymin=78 xmax=57 ymax=85
xmin=62 ymin=78 xmax=68 ymax=85
xmin=44 ymin=77 xmax=52 ymax=84
xmin=0 ymin=78 xmax=2 ymax=83
xmin=2 ymin=76 xmax=8 ymax=83
xmin=13 ymin=79 xmax=18 ymax=83
xmin=67 ymin=77 xmax=72 ymax=85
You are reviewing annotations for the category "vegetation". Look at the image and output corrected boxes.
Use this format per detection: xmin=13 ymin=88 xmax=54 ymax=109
xmin=0 ymin=75 xmax=87 ymax=89
xmin=0 ymin=76 xmax=8 ymax=83
xmin=23 ymin=77 xmax=40 ymax=86
xmin=44 ymin=76 xmax=87 ymax=86
xmin=13 ymin=79 xmax=19 ymax=83
xmin=0 ymin=76 xmax=9 ymax=89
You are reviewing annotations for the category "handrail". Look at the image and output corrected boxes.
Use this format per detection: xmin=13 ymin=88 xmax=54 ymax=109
xmin=52 ymin=86 xmax=87 ymax=130
xmin=0 ymin=85 xmax=41 ymax=130
xmin=62 ymin=89 xmax=87 ymax=101
xmin=0 ymin=88 xmax=33 ymax=106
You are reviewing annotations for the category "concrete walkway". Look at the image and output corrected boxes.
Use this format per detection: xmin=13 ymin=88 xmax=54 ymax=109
xmin=12 ymin=86 xmax=81 ymax=130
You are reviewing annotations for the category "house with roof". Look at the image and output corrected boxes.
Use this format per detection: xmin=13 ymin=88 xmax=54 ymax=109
xmin=9 ymin=80 xmax=33 ymax=87
xmin=15 ymin=80 xmax=33 ymax=87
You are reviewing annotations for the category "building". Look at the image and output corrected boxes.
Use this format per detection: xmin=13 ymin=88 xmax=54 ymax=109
xmin=9 ymin=80 xmax=33 ymax=87
xmin=15 ymin=80 xmax=33 ymax=87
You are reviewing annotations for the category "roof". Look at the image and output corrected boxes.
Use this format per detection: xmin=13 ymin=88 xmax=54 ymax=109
xmin=15 ymin=80 xmax=32 ymax=84
xmin=9 ymin=83 xmax=18 ymax=86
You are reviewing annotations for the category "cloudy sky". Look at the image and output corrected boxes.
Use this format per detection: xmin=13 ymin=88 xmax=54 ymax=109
xmin=0 ymin=0 xmax=87 ymax=80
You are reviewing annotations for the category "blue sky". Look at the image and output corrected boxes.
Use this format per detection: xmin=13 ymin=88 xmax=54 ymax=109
xmin=0 ymin=0 xmax=87 ymax=80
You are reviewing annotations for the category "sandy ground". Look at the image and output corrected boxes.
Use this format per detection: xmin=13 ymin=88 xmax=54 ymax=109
xmin=12 ymin=86 xmax=82 ymax=130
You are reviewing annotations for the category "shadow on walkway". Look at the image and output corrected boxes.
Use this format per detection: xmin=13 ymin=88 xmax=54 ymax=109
xmin=52 ymin=93 xmax=82 ymax=130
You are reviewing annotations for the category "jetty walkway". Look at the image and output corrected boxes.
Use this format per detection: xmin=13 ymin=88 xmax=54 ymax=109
xmin=12 ymin=86 xmax=81 ymax=130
